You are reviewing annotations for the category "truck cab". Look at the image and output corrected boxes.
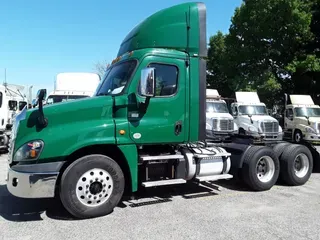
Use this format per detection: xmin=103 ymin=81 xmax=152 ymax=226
xmin=6 ymin=2 xmax=314 ymax=220
xmin=231 ymin=91 xmax=283 ymax=141
xmin=0 ymin=84 xmax=28 ymax=150
xmin=206 ymin=89 xmax=237 ymax=138
xmin=46 ymin=72 xmax=100 ymax=105
xmin=284 ymin=94 xmax=320 ymax=143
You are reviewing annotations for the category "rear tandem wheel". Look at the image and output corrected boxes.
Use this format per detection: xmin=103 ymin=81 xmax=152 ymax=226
xmin=241 ymin=145 xmax=280 ymax=191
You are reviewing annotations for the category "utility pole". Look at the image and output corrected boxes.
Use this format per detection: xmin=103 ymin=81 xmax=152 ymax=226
xmin=4 ymin=68 xmax=6 ymax=85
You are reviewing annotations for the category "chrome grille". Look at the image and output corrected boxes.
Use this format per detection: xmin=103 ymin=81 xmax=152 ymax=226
xmin=212 ymin=119 xmax=234 ymax=131
xmin=260 ymin=121 xmax=279 ymax=133
xmin=8 ymin=119 xmax=16 ymax=164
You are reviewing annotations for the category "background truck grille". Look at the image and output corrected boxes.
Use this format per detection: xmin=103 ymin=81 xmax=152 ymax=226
xmin=7 ymin=134 xmax=14 ymax=164
xmin=260 ymin=121 xmax=279 ymax=133
xmin=212 ymin=119 xmax=234 ymax=131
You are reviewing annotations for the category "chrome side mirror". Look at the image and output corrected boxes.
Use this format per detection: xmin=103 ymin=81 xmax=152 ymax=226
xmin=139 ymin=67 xmax=156 ymax=97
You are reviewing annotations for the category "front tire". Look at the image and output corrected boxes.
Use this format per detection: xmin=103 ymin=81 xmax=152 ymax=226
xmin=293 ymin=130 xmax=303 ymax=143
xmin=241 ymin=146 xmax=280 ymax=191
xmin=59 ymin=154 xmax=125 ymax=219
xmin=279 ymin=144 xmax=313 ymax=186
xmin=239 ymin=128 xmax=246 ymax=135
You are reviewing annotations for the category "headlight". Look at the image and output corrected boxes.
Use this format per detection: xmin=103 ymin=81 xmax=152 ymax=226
xmin=248 ymin=126 xmax=258 ymax=132
xmin=278 ymin=125 xmax=283 ymax=132
xmin=13 ymin=140 xmax=44 ymax=162
xmin=305 ymin=127 xmax=316 ymax=134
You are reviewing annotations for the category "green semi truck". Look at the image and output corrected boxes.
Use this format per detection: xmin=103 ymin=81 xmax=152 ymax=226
xmin=6 ymin=2 xmax=316 ymax=219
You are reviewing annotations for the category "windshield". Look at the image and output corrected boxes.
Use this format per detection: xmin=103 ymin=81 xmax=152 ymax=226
xmin=206 ymin=102 xmax=229 ymax=113
xmin=238 ymin=105 xmax=267 ymax=115
xmin=294 ymin=107 xmax=320 ymax=117
xmin=95 ymin=60 xmax=137 ymax=96
xmin=19 ymin=101 xmax=27 ymax=111
xmin=46 ymin=95 xmax=89 ymax=104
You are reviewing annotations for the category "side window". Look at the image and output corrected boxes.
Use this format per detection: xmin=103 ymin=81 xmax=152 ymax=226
xmin=148 ymin=63 xmax=178 ymax=97
xmin=19 ymin=101 xmax=27 ymax=111
xmin=8 ymin=100 xmax=17 ymax=111
xmin=233 ymin=106 xmax=238 ymax=116
xmin=286 ymin=109 xmax=293 ymax=118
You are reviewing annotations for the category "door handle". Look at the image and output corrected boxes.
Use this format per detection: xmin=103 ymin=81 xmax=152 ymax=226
xmin=174 ymin=121 xmax=182 ymax=136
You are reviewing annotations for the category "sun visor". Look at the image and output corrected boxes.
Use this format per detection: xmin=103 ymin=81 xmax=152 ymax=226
xmin=206 ymin=89 xmax=220 ymax=99
xmin=235 ymin=92 xmax=260 ymax=104
xmin=289 ymin=95 xmax=314 ymax=105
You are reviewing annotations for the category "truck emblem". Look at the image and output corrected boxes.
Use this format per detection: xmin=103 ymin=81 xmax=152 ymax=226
xmin=133 ymin=133 xmax=141 ymax=139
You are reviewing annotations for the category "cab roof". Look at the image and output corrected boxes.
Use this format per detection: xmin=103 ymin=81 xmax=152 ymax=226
xmin=116 ymin=2 xmax=207 ymax=58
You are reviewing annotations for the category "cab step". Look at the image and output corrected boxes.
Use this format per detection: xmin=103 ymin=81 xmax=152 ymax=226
xmin=195 ymin=174 xmax=233 ymax=182
xmin=140 ymin=154 xmax=184 ymax=161
xmin=141 ymin=179 xmax=186 ymax=187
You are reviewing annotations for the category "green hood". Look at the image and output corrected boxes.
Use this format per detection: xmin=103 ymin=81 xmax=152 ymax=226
xmin=15 ymin=96 xmax=115 ymax=162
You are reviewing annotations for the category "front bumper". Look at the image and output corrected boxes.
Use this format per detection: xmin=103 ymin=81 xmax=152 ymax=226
xmin=6 ymin=162 xmax=65 ymax=198
xmin=206 ymin=129 xmax=235 ymax=136
xmin=251 ymin=132 xmax=284 ymax=141
xmin=302 ymin=133 xmax=320 ymax=142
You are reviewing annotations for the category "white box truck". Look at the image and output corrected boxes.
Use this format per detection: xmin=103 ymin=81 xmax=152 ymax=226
xmin=284 ymin=94 xmax=320 ymax=143
xmin=45 ymin=72 xmax=100 ymax=105
xmin=230 ymin=91 xmax=283 ymax=141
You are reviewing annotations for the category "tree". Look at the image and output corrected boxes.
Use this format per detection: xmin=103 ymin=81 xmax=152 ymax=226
xmin=94 ymin=60 xmax=110 ymax=79
xmin=206 ymin=0 xmax=320 ymax=107
xmin=207 ymin=31 xmax=231 ymax=96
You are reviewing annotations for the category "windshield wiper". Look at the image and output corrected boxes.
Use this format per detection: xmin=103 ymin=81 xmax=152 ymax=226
xmin=96 ymin=92 xmax=110 ymax=96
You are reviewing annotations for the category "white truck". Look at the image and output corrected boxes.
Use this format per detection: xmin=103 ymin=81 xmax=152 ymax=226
xmin=45 ymin=72 xmax=100 ymax=105
xmin=206 ymin=89 xmax=237 ymax=138
xmin=230 ymin=91 xmax=283 ymax=141
xmin=284 ymin=94 xmax=320 ymax=143
xmin=0 ymin=83 xmax=29 ymax=151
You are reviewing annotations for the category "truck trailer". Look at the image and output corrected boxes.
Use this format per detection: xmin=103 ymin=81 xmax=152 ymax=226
xmin=45 ymin=72 xmax=100 ymax=104
xmin=6 ymin=2 xmax=316 ymax=219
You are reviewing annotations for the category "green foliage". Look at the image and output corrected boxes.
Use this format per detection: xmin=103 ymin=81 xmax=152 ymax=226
xmin=206 ymin=0 xmax=320 ymax=107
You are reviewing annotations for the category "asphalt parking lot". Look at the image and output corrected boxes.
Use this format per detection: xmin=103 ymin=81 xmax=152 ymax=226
xmin=0 ymin=153 xmax=320 ymax=240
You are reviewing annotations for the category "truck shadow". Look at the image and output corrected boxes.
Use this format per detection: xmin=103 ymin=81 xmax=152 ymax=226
xmin=0 ymin=184 xmax=72 ymax=222
xmin=118 ymin=179 xmax=251 ymax=209
xmin=2 ymin=171 xmax=318 ymax=222
xmin=0 ymin=180 xmax=235 ymax=222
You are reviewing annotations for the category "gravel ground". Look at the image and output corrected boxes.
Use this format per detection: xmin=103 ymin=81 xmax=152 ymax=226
xmin=0 ymin=153 xmax=320 ymax=240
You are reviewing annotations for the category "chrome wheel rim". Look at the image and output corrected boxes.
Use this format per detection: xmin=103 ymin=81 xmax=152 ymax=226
xmin=294 ymin=153 xmax=309 ymax=178
xmin=76 ymin=168 xmax=114 ymax=207
xmin=256 ymin=156 xmax=275 ymax=183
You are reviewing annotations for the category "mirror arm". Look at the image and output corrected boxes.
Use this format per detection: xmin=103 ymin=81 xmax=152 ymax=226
xmin=37 ymin=99 xmax=48 ymax=127
xmin=138 ymin=96 xmax=150 ymax=113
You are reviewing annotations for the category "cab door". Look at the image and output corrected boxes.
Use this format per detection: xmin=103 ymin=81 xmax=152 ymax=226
xmin=285 ymin=108 xmax=294 ymax=130
xmin=127 ymin=55 xmax=187 ymax=144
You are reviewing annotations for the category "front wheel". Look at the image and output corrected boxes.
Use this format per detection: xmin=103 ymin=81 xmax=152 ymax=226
xmin=241 ymin=146 xmax=280 ymax=191
xmin=59 ymin=154 xmax=125 ymax=219
xmin=293 ymin=130 xmax=303 ymax=143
